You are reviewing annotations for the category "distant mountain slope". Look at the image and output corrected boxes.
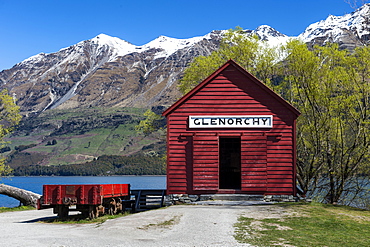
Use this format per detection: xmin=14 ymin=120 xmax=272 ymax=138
xmin=0 ymin=4 xmax=369 ymax=117
xmin=1 ymin=4 xmax=370 ymax=170
xmin=0 ymin=31 xmax=223 ymax=116
xmin=299 ymin=4 xmax=370 ymax=49
xmin=0 ymin=25 xmax=291 ymax=116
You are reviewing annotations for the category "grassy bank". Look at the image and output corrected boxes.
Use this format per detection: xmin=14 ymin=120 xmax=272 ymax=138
xmin=0 ymin=206 xmax=35 ymax=213
xmin=234 ymin=202 xmax=370 ymax=247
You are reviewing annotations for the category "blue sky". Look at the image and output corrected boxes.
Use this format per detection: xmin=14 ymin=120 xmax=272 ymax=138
xmin=0 ymin=0 xmax=362 ymax=71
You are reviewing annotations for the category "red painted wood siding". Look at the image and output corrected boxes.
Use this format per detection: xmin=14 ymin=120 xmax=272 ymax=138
xmin=241 ymin=134 xmax=267 ymax=193
xmin=166 ymin=63 xmax=297 ymax=195
xmin=193 ymin=134 xmax=218 ymax=190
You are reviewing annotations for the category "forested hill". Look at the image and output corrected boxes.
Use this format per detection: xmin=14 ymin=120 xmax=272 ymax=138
xmin=12 ymin=154 xmax=166 ymax=176
xmin=4 ymin=107 xmax=166 ymax=176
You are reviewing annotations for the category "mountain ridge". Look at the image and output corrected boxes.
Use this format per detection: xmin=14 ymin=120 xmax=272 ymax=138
xmin=1 ymin=4 xmax=369 ymax=116
xmin=299 ymin=3 xmax=370 ymax=48
xmin=1 ymin=4 xmax=370 ymax=169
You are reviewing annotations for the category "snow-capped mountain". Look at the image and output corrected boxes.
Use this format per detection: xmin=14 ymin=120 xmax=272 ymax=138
xmin=0 ymin=4 xmax=369 ymax=116
xmin=299 ymin=4 xmax=370 ymax=49
xmin=253 ymin=25 xmax=292 ymax=47
xmin=0 ymin=30 xmax=222 ymax=115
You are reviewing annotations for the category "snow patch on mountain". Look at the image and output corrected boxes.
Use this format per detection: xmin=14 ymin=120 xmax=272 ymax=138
xmin=17 ymin=27 xmax=289 ymax=69
xmin=254 ymin=25 xmax=287 ymax=39
xmin=90 ymin=33 xmax=138 ymax=59
xmin=253 ymin=25 xmax=293 ymax=47
xmin=142 ymin=34 xmax=212 ymax=59
xmin=86 ymin=33 xmax=215 ymax=61
xmin=18 ymin=53 xmax=46 ymax=67
xmin=299 ymin=3 xmax=370 ymax=42
xmin=13 ymin=4 xmax=370 ymax=73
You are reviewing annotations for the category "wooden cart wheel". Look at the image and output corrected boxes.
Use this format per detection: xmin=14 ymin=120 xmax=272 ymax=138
xmin=108 ymin=198 xmax=117 ymax=215
xmin=88 ymin=205 xmax=99 ymax=220
xmin=115 ymin=197 xmax=123 ymax=213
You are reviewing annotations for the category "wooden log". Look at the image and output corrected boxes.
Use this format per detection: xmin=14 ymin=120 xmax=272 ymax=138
xmin=0 ymin=184 xmax=41 ymax=207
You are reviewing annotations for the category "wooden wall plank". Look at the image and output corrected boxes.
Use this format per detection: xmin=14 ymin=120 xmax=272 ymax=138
xmin=166 ymin=61 xmax=298 ymax=195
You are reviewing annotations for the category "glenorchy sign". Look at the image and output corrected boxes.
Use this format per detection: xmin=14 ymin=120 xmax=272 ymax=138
xmin=188 ymin=115 xmax=273 ymax=128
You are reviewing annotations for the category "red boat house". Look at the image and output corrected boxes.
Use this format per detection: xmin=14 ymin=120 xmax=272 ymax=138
xmin=162 ymin=60 xmax=300 ymax=196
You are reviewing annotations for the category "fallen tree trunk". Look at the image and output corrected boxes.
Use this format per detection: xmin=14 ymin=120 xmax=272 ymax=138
xmin=0 ymin=184 xmax=41 ymax=208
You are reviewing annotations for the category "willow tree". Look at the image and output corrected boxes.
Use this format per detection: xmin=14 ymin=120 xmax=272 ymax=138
xmin=179 ymin=27 xmax=282 ymax=94
xmin=281 ymin=40 xmax=370 ymax=205
xmin=0 ymin=90 xmax=36 ymax=207
xmin=180 ymin=27 xmax=370 ymax=205
xmin=0 ymin=89 xmax=21 ymax=176
xmin=135 ymin=109 xmax=164 ymax=136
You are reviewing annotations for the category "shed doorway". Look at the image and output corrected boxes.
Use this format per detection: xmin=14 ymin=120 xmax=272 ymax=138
xmin=219 ymin=137 xmax=241 ymax=189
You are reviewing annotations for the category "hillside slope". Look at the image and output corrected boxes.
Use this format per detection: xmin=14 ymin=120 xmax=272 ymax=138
xmin=1 ymin=4 xmax=369 ymax=171
xmin=4 ymin=107 xmax=166 ymax=173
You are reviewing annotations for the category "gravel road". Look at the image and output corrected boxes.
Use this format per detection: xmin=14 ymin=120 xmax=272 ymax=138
xmin=0 ymin=203 xmax=282 ymax=247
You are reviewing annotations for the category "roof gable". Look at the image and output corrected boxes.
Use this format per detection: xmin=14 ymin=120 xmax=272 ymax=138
xmin=163 ymin=59 xmax=300 ymax=117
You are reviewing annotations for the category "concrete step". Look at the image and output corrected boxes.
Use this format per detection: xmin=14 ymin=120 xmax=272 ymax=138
xmin=200 ymin=194 xmax=264 ymax=201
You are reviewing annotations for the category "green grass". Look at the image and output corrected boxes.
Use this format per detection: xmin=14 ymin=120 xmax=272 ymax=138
xmin=234 ymin=202 xmax=370 ymax=247
xmin=0 ymin=206 xmax=35 ymax=213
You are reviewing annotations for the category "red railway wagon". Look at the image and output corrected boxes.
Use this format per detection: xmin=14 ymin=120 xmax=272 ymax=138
xmin=38 ymin=184 xmax=131 ymax=219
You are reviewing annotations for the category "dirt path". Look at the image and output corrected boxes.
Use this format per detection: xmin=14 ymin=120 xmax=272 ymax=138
xmin=0 ymin=203 xmax=288 ymax=247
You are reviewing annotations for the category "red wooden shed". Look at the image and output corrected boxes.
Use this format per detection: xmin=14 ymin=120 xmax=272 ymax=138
xmin=162 ymin=60 xmax=300 ymax=196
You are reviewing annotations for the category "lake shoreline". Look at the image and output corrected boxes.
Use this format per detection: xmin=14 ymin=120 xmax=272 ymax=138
xmin=0 ymin=175 xmax=166 ymax=208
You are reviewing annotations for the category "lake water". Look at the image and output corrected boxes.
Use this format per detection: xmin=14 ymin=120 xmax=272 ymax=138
xmin=0 ymin=176 xmax=166 ymax=208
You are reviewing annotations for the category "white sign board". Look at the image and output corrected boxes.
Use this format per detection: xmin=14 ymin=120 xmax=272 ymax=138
xmin=188 ymin=115 xmax=273 ymax=128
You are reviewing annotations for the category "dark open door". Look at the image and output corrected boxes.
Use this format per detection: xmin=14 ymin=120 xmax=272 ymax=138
xmin=219 ymin=137 xmax=241 ymax=189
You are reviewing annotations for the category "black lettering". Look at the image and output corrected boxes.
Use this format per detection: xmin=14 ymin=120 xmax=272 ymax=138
xmin=261 ymin=117 xmax=269 ymax=125
xmin=194 ymin=118 xmax=200 ymax=125
xmin=202 ymin=118 xmax=209 ymax=125
xmin=236 ymin=118 xmax=242 ymax=125
xmin=219 ymin=118 xmax=226 ymax=125
xmin=227 ymin=118 xmax=234 ymax=125
xmin=253 ymin=118 xmax=260 ymax=125
xmin=244 ymin=118 xmax=250 ymax=125
xmin=210 ymin=118 xmax=217 ymax=125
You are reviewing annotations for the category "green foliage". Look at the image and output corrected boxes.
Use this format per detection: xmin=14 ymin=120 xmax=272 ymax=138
xmin=235 ymin=203 xmax=370 ymax=247
xmin=46 ymin=139 xmax=57 ymax=146
xmin=280 ymin=40 xmax=370 ymax=204
xmin=0 ymin=162 xmax=12 ymax=177
xmin=179 ymin=27 xmax=282 ymax=94
xmin=14 ymin=144 xmax=37 ymax=151
xmin=0 ymin=206 xmax=35 ymax=213
xmin=0 ymin=89 xmax=21 ymax=176
xmin=11 ymin=154 xmax=166 ymax=176
xmin=3 ymin=143 xmax=43 ymax=169
xmin=15 ymin=107 xmax=140 ymax=137
xmin=135 ymin=109 xmax=164 ymax=135
xmin=180 ymin=27 xmax=370 ymax=205
xmin=0 ymin=146 xmax=11 ymax=153
xmin=4 ymin=107 xmax=166 ymax=167
xmin=134 ymin=108 xmax=167 ymax=170
xmin=6 ymin=151 xmax=45 ymax=169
